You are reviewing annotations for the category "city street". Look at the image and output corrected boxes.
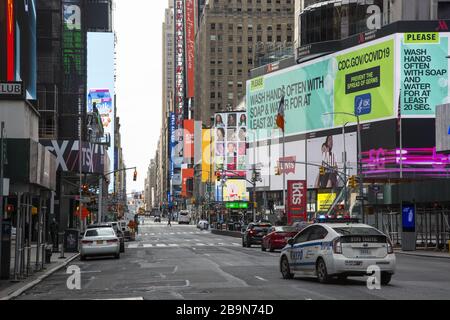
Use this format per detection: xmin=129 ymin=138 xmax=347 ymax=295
xmin=16 ymin=218 xmax=450 ymax=300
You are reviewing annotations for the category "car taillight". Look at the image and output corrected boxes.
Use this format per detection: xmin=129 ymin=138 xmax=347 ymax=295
xmin=107 ymin=239 xmax=118 ymax=243
xmin=333 ymin=237 xmax=342 ymax=254
xmin=387 ymin=238 xmax=394 ymax=254
xmin=249 ymin=230 xmax=256 ymax=235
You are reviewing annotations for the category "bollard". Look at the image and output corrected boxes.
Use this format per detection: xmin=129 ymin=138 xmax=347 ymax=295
xmin=448 ymin=240 xmax=450 ymax=254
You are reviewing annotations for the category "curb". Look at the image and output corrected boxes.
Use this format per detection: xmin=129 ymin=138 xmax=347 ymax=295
xmin=0 ymin=253 xmax=80 ymax=301
xmin=395 ymin=251 xmax=450 ymax=260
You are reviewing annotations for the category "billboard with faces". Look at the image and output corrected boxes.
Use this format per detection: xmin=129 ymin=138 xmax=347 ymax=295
xmin=213 ymin=112 xmax=247 ymax=177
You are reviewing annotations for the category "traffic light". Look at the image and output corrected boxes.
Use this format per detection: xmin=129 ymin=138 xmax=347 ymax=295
xmin=133 ymin=170 xmax=138 ymax=181
xmin=349 ymin=176 xmax=358 ymax=188
xmin=319 ymin=166 xmax=325 ymax=176
xmin=216 ymin=172 xmax=221 ymax=182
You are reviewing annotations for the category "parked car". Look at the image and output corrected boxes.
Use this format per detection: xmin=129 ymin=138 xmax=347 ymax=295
xmin=197 ymin=220 xmax=209 ymax=230
xmin=242 ymin=222 xmax=272 ymax=248
xmin=279 ymin=218 xmax=396 ymax=284
xmin=80 ymin=227 xmax=120 ymax=260
xmin=261 ymin=226 xmax=298 ymax=252
xmin=87 ymin=223 xmax=125 ymax=253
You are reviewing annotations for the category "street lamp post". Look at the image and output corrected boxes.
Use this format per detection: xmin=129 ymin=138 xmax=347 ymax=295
xmin=323 ymin=112 xmax=364 ymax=223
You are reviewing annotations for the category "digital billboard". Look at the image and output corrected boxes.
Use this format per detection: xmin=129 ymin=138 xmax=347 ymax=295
xmin=306 ymin=132 xmax=357 ymax=189
xmin=87 ymin=32 xmax=115 ymax=190
xmin=247 ymin=36 xmax=396 ymax=142
xmin=213 ymin=112 xmax=247 ymax=177
xmin=222 ymin=180 xmax=249 ymax=202
xmin=399 ymin=32 xmax=449 ymax=116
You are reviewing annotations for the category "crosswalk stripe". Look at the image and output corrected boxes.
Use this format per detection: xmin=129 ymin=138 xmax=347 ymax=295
xmin=156 ymin=244 xmax=167 ymax=247
xmin=128 ymin=244 xmax=139 ymax=249
xmin=232 ymin=243 xmax=240 ymax=246
xmin=196 ymin=243 xmax=206 ymax=246
xmin=143 ymin=244 xmax=153 ymax=248
xmin=168 ymin=244 xmax=179 ymax=247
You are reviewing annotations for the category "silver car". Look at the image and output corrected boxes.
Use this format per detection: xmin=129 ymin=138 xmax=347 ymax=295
xmin=80 ymin=227 xmax=120 ymax=260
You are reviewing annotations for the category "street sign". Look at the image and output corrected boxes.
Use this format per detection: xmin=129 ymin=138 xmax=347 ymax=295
xmin=226 ymin=202 xmax=249 ymax=209
xmin=356 ymin=196 xmax=368 ymax=201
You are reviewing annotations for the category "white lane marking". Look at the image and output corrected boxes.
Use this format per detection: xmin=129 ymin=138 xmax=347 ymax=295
xmin=128 ymin=244 xmax=139 ymax=249
xmin=143 ymin=244 xmax=153 ymax=248
xmin=255 ymin=276 xmax=268 ymax=282
xmin=173 ymin=266 xmax=179 ymax=274
xmin=96 ymin=297 xmax=144 ymax=300
xmin=218 ymin=243 xmax=226 ymax=246
xmin=156 ymin=244 xmax=167 ymax=247
xmin=185 ymin=239 xmax=191 ymax=242
xmin=196 ymin=243 xmax=206 ymax=246
xmin=232 ymin=243 xmax=240 ymax=246
xmin=145 ymin=233 xmax=148 ymax=236
xmin=208 ymin=243 xmax=215 ymax=246
xmin=150 ymin=233 xmax=155 ymax=236
xmin=204 ymin=254 xmax=211 ymax=257
xmin=169 ymin=233 xmax=175 ymax=235
xmin=168 ymin=244 xmax=179 ymax=247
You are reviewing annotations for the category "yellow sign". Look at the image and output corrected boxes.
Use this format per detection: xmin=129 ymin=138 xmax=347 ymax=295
xmin=202 ymin=129 xmax=213 ymax=183
xmin=250 ymin=76 xmax=264 ymax=92
xmin=404 ymin=32 xmax=439 ymax=44
xmin=223 ymin=180 xmax=249 ymax=202
xmin=317 ymin=193 xmax=336 ymax=212
xmin=32 ymin=207 xmax=38 ymax=215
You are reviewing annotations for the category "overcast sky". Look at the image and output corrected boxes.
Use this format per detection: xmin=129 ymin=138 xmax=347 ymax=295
xmin=115 ymin=0 xmax=168 ymax=193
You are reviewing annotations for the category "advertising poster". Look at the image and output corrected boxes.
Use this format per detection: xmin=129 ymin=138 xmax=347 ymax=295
xmin=317 ymin=192 xmax=336 ymax=213
xmin=213 ymin=112 xmax=247 ymax=177
xmin=181 ymin=168 xmax=194 ymax=197
xmin=184 ymin=119 xmax=194 ymax=161
xmin=334 ymin=38 xmax=395 ymax=126
xmin=223 ymin=180 xmax=249 ymax=202
xmin=287 ymin=180 xmax=307 ymax=224
xmin=185 ymin=0 xmax=195 ymax=98
xmin=306 ymin=132 xmax=357 ymax=189
xmin=247 ymin=59 xmax=332 ymax=141
xmin=202 ymin=129 xmax=213 ymax=183
xmin=400 ymin=32 xmax=449 ymax=116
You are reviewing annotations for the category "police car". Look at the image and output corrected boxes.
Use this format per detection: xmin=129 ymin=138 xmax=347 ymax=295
xmin=279 ymin=218 xmax=396 ymax=284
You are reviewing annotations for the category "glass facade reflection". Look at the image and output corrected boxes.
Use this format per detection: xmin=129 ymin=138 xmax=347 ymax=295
xmin=299 ymin=0 xmax=384 ymax=46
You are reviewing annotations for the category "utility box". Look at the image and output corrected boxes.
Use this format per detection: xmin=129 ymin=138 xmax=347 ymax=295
xmin=1 ymin=220 xmax=12 ymax=279
xmin=401 ymin=203 xmax=416 ymax=251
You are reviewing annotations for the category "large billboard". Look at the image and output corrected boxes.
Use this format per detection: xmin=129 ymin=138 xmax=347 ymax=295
xmin=399 ymin=32 xmax=449 ymax=116
xmin=247 ymin=36 xmax=396 ymax=141
xmin=87 ymin=32 xmax=115 ymax=189
xmin=213 ymin=112 xmax=247 ymax=177
xmin=222 ymin=180 xmax=249 ymax=202
xmin=306 ymin=132 xmax=357 ymax=189
xmin=185 ymin=0 xmax=195 ymax=98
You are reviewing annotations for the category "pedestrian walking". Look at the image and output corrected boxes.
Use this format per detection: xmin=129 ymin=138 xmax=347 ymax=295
xmin=167 ymin=214 xmax=172 ymax=227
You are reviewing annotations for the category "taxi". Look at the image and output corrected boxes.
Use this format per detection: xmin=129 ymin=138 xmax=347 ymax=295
xmin=279 ymin=218 xmax=396 ymax=285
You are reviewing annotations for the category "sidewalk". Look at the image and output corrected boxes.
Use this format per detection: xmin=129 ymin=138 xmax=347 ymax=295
xmin=395 ymin=248 xmax=450 ymax=259
xmin=0 ymin=251 xmax=79 ymax=300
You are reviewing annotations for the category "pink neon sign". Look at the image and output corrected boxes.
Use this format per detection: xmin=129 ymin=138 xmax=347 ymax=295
xmin=362 ymin=148 xmax=450 ymax=176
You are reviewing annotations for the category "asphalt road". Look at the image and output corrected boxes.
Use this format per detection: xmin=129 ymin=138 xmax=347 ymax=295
xmin=17 ymin=218 xmax=450 ymax=300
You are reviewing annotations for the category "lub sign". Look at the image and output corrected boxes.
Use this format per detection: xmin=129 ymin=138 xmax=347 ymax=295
xmin=287 ymin=180 xmax=307 ymax=224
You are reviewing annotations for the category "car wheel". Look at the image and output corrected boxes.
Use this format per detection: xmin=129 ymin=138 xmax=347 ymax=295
xmin=280 ymin=256 xmax=294 ymax=280
xmin=80 ymin=255 xmax=86 ymax=261
xmin=381 ymin=272 xmax=392 ymax=285
xmin=316 ymin=258 xmax=330 ymax=284
xmin=261 ymin=243 xmax=266 ymax=251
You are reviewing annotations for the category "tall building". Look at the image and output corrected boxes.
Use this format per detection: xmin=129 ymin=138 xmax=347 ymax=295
xmin=195 ymin=0 xmax=295 ymax=124
xmin=294 ymin=0 xmax=448 ymax=49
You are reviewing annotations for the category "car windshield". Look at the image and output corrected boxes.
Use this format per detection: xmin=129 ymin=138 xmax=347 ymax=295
xmin=253 ymin=225 xmax=271 ymax=232
xmin=275 ymin=226 xmax=296 ymax=233
xmin=85 ymin=228 xmax=115 ymax=237
xmin=333 ymin=227 xmax=383 ymax=236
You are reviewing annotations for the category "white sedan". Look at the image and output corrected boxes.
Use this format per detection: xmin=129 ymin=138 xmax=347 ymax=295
xmin=81 ymin=227 xmax=120 ymax=260
xmin=279 ymin=219 xmax=396 ymax=285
